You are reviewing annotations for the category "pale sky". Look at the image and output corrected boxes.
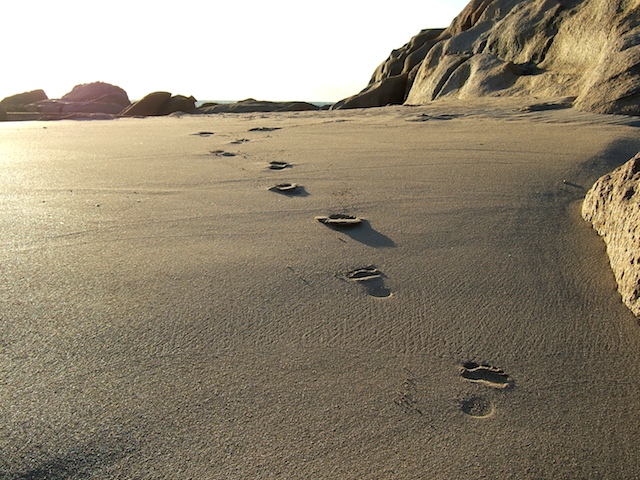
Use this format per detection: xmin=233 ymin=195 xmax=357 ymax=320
xmin=1 ymin=0 xmax=469 ymax=102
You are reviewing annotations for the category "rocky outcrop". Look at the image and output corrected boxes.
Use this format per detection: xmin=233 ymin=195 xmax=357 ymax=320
xmin=120 ymin=92 xmax=197 ymax=117
xmin=0 ymin=90 xmax=48 ymax=111
xmin=582 ymin=153 xmax=640 ymax=317
xmin=0 ymin=104 xmax=6 ymax=122
xmin=335 ymin=0 xmax=640 ymax=115
xmin=196 ymin=99 xmax=319 ymax=114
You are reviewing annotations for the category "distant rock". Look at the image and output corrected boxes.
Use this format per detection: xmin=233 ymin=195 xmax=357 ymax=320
xmin=0 ymin=89 xmax=48 ymax=111
xmin=120 ymin=92 xmax=197 ymax=117
xmin=158 ymin=95 xmax=197 ymax=115
xmin=196 ymin=99 xmax=319 ymax=114
xmin=61 ymin=82 xmax=130 ymax=107
xmin=334 ymin=0 xmax=640 ymax=115
xmin=582 ymin=153 xmax=640 ymax=317
xmin=0 ymin=104 xmax=6 ymax=121
xmin=120 ymin=92 xmax=172 ymax=117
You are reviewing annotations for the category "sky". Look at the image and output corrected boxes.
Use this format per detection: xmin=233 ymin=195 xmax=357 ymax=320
xmin=1 ymin=0 xmax=469 ymax=103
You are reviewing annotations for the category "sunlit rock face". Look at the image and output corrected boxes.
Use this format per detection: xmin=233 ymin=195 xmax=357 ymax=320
xmin=583 ymin=153 xmax=640 ymax=317
xmin=335 ymin=0 xmax=640 ymax=115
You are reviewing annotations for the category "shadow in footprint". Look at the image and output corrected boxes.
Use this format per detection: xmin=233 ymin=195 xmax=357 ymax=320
xmin=460 ymin=362 xmax=511 ymax=389
xmin=191 ymin=131 xmax=214 ymax=137
xmin=347 ymin=266 xmax=392 ymax=298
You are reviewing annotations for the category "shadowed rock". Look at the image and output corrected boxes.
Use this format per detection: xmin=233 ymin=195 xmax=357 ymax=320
xmin=120 ymin=92 xmax=172 ymax=117
xmin=120 ymin=92 xmax=196 ymax=117
xmin=583 ymin=152 xmax=640 ymax=317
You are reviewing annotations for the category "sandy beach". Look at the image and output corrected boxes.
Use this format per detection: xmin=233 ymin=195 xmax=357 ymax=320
xmin=1 ymin=98 xmax=640 ymax=478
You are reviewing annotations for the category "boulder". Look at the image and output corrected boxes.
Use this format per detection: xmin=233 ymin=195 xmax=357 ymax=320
xmin=120 ymin=92 xmax=172 ymax=117
xmin=335 ymin=0 xmax=640 ymax=115
xmin=331 ymin=74 xmax=408 ymax=110
xmin=0 ymin=89 xmax=48 ymax=111
xmin=0 ymin=104 xmax=6 ymax=121
xmin=158 ymin=95 xmax=197 ymax=115
xmin=582 ymin=153 xmax=640 ymax=317
xmin=61 ymin=82 xmax=130 ymax=107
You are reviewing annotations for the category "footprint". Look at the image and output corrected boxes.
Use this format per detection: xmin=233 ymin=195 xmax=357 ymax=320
xmin=268 ymin=161 xmax=290 ymax=170
xmin=315 ymin=214 xmax=362 ymax=228
xmin=210 ymin=150 xmax=236 ymax=157
xmin=347 ymin=266 xmax=382 ymax=281
xmin=460 ymin=396 xmax=495 ymax=418
xmin=249 ymin=127 xmax=281 ymax=132
xmin=346 ymin=266 xmax=392 ymax=298
xmin=410 ymin=113 xmax=458 ymax=122
xmin=230 ymin=138 xmax=250 ymax=144
xmin=269 ymin=183 xmax=301 ymax=194
xmin=460 ymin=362 xmax=510 ymax=389
xmin=192 ymin=131 xmax=214 ymax=136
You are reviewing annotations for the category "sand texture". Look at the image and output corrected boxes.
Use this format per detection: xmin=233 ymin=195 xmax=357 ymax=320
xmin=1 ymin=99 xmax=640 ymax=478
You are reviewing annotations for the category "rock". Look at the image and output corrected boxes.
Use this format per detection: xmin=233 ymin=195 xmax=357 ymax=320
xmin=61 ymin=82 xmax=130 ymax=107
xmin=158 ymin=95 xmax=197 ymax=115
xmin=582 ymin=153 xmax=640 ymax=317
xmin=0 ymin=104 xmax=6 ymax=121
xmin=331 ymin=74 xmax=408 ymax=110
xmin=335 ymin=0 xmax=640 ymax=115
xmin=196 ymin=99 xmax=319 ymax=114
xmin=120 ymin=92 xmax=172 ymax=117
xmin=0 ymin=89 xmax=48 ymax=111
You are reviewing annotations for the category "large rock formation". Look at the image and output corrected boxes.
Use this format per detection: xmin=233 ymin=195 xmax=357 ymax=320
xmin=582 ymin=153 xmax=640 ymax=317
xmin=335 ymin=0 xmax=640 ymax=115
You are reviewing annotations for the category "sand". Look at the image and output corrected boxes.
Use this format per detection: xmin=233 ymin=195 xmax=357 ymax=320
xmin=1 ymin=98 xmax=640 ymax=478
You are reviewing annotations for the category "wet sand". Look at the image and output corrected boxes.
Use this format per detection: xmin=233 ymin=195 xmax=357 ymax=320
xmin=1 ymin=98 xmax=640 ymax=478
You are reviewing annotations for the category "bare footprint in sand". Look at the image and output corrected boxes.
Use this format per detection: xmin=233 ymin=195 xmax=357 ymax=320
xmin=316 ymin=214 xmax=362 ymax=228
xmin=210 ymin=150 xmax=236 ymax=157
xmin=460 ymin=396 xmax=495 ymax=418
xmin=192 ymin=131 xmax=215 ymax=136
xmin=268 ymin=161 xmax=290 ymax=170
xmin=249 ymin=127 xmax=281 ymax=132
xmin=460 ymin=362 xmax=511 ymax=389
xmin=346 ymin=266 xmax=392 ymax=298
xmin=269 ymin=183 xmax=301 ymax=194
